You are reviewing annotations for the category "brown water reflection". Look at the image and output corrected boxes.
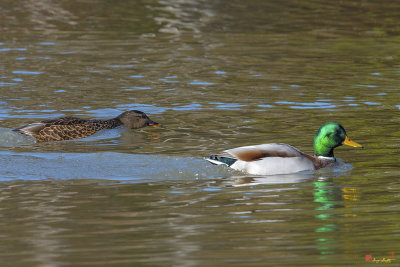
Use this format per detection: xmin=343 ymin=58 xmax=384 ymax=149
xmin=0 ymin=176 xmax=398 ymax=266
xmin=1 ymin=0 xmax=400 ymax=266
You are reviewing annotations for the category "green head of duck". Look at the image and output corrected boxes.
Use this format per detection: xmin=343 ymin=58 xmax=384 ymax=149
xmin=313 ymin=122 xmax=362 ymax=157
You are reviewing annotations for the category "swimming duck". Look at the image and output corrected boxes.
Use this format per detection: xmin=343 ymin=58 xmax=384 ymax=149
xmin=13 ymin=110 xmax=160 ymax=142
xmin=205 ymin=122 xmax=362 ymax=175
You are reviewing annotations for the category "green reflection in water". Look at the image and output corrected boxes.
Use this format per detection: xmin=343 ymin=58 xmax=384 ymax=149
xmin=313 ymin=178 xmax=360 ymax=260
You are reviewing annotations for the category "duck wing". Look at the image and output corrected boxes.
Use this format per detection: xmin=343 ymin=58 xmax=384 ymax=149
xmin=40 ymin=117 xmax=89 ymax=125
xmin=14 ymin=117 xmax=86 ymax=135
xmin=207 ymin=143 xmax=308 ymax=165
xmin=225 ymin=143 xmax=305 ymax=161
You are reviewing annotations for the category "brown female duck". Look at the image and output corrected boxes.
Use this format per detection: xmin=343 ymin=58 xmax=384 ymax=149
xmin=14 ymin=110 xmax=160 ymax=142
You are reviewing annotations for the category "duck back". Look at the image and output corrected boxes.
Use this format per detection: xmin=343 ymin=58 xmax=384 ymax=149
xmin=14 ymin=117 xmax=121 ymax=142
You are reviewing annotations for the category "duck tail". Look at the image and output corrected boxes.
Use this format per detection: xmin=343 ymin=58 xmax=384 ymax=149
xmin=13 ymin=122 xmax=45 ymax=136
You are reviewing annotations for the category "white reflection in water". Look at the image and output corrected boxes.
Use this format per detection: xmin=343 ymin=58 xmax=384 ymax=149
xmin=227 ymin=159 xmax=352 ymax=186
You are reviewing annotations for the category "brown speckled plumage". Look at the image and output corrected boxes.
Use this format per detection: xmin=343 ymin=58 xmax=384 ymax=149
xmin=14 ymin=110 xmax=160 ymax=142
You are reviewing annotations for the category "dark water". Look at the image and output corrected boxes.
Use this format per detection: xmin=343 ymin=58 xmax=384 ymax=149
xmin=1 ymin=0 xmax=400 ymax=266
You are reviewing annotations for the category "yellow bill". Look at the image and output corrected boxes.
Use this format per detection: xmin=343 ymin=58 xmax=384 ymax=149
xmin=342 ymin=135 xmax=363 ymax=148
xmin=148 ymin=122 xmax=161 ymax=127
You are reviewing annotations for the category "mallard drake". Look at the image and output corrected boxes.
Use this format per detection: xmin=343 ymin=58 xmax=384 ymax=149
xmin=13 ymin=110 xmax=160 ymax=142
xmin=205 ymin=122 xmax=362 ymax=175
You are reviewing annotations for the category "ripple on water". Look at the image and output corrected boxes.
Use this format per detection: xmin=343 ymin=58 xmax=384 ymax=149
xmin=39 ymin=42 xmax=56 ymax=45
xmin=12 ymin=70 xmax=43 ymax=75
xmin=124 ymin=86 xmax=152 ymax=90
xmin=364 ymin=102 xmax=380 ymax=106
xmin=209 ymin=102 xmax=247 ymax=110
xmin=170 ymin=103 xmax=202 ymax=111
xmin=0 ymin=127 xmax=36 ymax=147
xmin=357 ymin=84 xmax=377 ymax=88
xmin=0 ymin=82 xmax=17 ymax=87
xmin=159 ymin=77 xmax=179 ymax=83
xmin=0 ymin=48 xmax=27 ymax=52
xmin=1 ymin=111 xmax=65 ymax=119
xmin=109 ymin=64 xmax=136 ymax=68
xmin=0 ymin=151 xmax=232 ymax=181
xmin=275 ymin=101 xmax=336 ymax=109
xmin=188 ymin=80 xmax=215 ymax=85
xmin=0 ymin=149 xmax=353 ymax=184
xmin=115 ymin=104 xmax=167 ymax=114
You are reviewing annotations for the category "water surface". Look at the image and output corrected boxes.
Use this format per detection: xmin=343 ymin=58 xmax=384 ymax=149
xmin=1 ymin=0 xmax=400 ymax=266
